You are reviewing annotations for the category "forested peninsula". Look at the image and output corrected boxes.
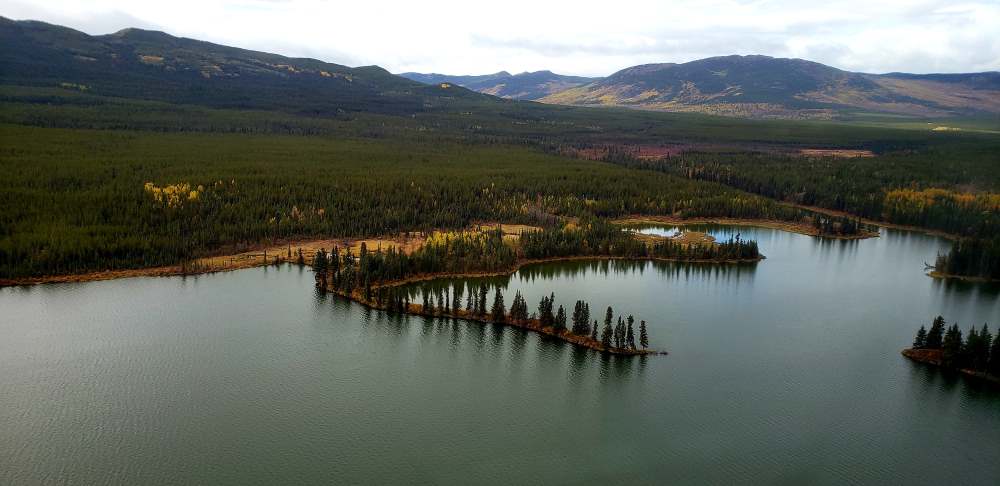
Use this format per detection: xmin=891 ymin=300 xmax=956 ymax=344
xmin=307 ymin=220 xmax=762 ymax=355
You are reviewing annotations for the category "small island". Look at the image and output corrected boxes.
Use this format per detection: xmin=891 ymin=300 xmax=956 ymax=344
xmin=903 ymin=316 xmax=1000 ymax=384
xmin=307 ymin=219 xmax=764 ymax=355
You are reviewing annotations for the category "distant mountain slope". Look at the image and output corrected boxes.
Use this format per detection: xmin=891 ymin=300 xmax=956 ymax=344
xmin=541 ymin=55 xmax=1000 ymax=119
xmin=0 ymin=17 xmax=496 ymax=115
xmin=399 ymin=70 xmax=596 ymax=100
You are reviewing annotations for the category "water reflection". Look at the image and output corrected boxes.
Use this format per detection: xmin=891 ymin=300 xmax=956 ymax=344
xmin=402 ymin=259 xmax=757 ymax=300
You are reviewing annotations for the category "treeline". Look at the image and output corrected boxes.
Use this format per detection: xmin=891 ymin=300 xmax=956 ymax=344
xmin=912 ymin=316 xmax=1000 ymax=377
xmin=310 ymin=222 xmax=760 ymax=299
xmin=594 ymin=148 xmax=1000 ymax=277
xmin=619 ymin=151 xmax=1000 ymax=239
xmin=934 ymin=238 xmax=1000 ymax=280
xmin=312 ymin=230 xmax=517 ymax=298
xmin=519 ymin=220 xmax=760 ymax=261
xmin=373 ymin=281 xmax=652 ymax=353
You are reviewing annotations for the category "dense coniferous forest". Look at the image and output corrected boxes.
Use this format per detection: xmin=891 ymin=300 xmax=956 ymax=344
xmin=595 ymin=144 xmax=1000 ymax=277
xmin=1 ymin=124 xmax=779 ymax=279
xmin=934 ymin=238 xmax=1000 ymax=280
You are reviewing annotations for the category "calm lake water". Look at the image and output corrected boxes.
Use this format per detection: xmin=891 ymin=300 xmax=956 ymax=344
xmin=2 ymin=225 xmax=999 ymax=485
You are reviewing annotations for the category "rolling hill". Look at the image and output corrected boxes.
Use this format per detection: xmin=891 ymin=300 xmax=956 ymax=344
xmin=0 ymin=17 xmax=498 ymax=115
xmin=398 ymin=70 xmax=596 ymax=100
xmin=540 ymin=55 xmax=1000 ymax=119
xmin=4 ymin=17 xmax=997 ymax=122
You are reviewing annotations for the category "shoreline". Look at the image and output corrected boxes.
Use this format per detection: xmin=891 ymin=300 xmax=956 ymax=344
xmin=926 ymin=271 xmax=1000 ymax=284
xmin=901 ymin=348 xmax=1000 ymax=385
xmin=355 ymin=253 xmax=763 ymax=289
xmin=312 ymin=252 xmax=766 ymax=356
xmin=614 ymin=215 xmax=880 ymax=240
xmin=0 ymin=222 xmax=764 ymax=288
xmin=781 ymin=203 xmax=961 ymax=241
xmin=326 ymin=282 xmax=667 ymax=357
xmin=0 ymin=236 xmax=418 ymax=288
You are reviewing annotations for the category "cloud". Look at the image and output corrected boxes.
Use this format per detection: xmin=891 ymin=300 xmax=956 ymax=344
xmin=2 ymin=0 xmax=997 ymax=75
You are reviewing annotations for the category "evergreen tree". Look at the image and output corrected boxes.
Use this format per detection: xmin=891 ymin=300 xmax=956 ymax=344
xmin=554 ymin=305 xmax=567 ymax=331
xmin=571 ymin=301 xmax=583 ymax=334
xmin=313 ymin=248 xmax=328 ymax=277
xmin=422 ymin=290 xmax=430 ymax=314
xmin=466 ymin=287 xmax=475 ymax=313
xmin=626 ymin=315 xmax=636 ymax=350
xmin=601 ymin=319 xmax=613 ymax=348
xmin=604 ymin=306 xmax=613 ymax=334
xmin=591 ymin=320 xmax=599 ymax=341
xmin=989 ymin=329 xmax=1000 ymax=376
xmin=510 ymin=291 xmax=527 ymax=322
xmin=926 ymin=316 xmax=946 ymax=349
xmin=639 ymin=320 xmax=649 ymax=349
xmin=538 ymin=294 xmax=555 ymax=327
xmin=491 ymin=288 xmax=506 ymax=323
xmin=976 ymin=324 xmax=992 ymax=372
xmin=961 ymin=326 xmax=979 ymax=370
xmin=942 ymin=324 xmax=964 ymax=368
xmin=913 ymin=326 xmax=928 ymax=349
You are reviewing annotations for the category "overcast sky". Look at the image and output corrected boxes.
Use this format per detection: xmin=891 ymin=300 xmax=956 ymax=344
xmin=3 ymin=0 xmax=998 ymax=76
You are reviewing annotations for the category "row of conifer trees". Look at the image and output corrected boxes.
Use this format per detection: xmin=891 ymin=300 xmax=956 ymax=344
xmin=912 ymin=316 xmax=1000 ymax=376
xmin=371 ymin=282 xmax=651 ymax=352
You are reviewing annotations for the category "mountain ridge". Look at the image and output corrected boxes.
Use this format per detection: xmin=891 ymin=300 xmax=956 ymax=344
xmin=0 ymin=16 xmax=499 ymax=115
xmin=540 ymin=55 xmax=1000 ymax=119
xmin=4 ymin=17 xmax=997 ymax=120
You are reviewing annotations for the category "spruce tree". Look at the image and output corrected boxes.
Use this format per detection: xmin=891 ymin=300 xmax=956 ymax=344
xmin=614 ymin=316 xmax=624 ymax=348
xmin=466 ymin=288 xmax=475 ymax=313
xmin=989 ymin=329 xmax=1000 ymax=377
xmin=555 ymin=305 xmax=567 ymax=331
xmin=491 ymin=288 xmax=506 ymax=323
xmin=977 ymin=324 xmax=992 ymax=372
xmin=962 ymin=326 xmax=980 ymax=370
xmin=601 ymin=319 xmax=613 ymax=348
xmin=591 ymin=320 xmax=599 ymax=341
xmin=626 ymin=315 xmax=636 ymax=350
xmin=313 ymin=248 xmax=328 ymax=276
xmin=942 ymin=324 xmax=964 ymax=368
xmin=571 ymin=301 xmax=583 ymax=334
xmin=422 ymin=290 xmax=430 ymax=314
xmin=639 ymin=320 xmax=649 ymax=349
xmin=913 ymin=326 xmax=928 ymax=349
xmin=926 ymin=316 xmax=946 ymax=349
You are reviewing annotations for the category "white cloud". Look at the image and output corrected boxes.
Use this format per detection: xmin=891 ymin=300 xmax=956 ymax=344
xmin=2 ymin=0 xmax=997 ymax=75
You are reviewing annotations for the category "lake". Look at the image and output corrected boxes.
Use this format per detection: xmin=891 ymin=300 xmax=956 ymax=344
xmin=2 ymin=225 xmax=999 ymax=484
